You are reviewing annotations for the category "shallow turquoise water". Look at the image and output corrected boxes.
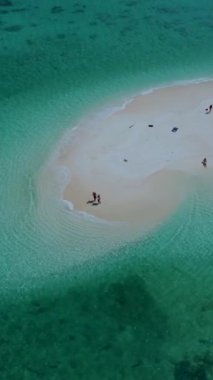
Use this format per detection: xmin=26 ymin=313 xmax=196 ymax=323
xmin=1 ymin=0 xmax=213 ymax=379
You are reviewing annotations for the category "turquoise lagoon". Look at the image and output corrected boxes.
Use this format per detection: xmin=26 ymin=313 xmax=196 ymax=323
xmin=1 ymin=0 xmax=213 ymax=378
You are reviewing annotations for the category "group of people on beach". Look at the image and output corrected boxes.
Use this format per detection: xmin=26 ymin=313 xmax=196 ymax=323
xmin=92 ymin=192 xmax=101 ymax=205
xmin=86 ymin=192 xmax=101 ymax=206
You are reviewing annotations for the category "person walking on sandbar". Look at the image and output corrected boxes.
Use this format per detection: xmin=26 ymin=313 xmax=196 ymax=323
xmin=92 ymin=192 xmax=97 ymax=202
xmin=97 ymin=194 xmax=101 ymax=204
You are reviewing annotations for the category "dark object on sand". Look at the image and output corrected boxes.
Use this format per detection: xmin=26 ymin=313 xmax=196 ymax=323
xmin=129 ymin=124 xmax=134 ymax=128
xmin=148 ymin=124 xmax=154 ymax=127
xmin=171 ymin=127 xmax=178 ymax=132
xmin=123 ymin=158 xmax=128 ymax=162
xmin=202 ymin=157 xmax=207 ymax=167
xmin=205 ymin=104 xmax=212 ymax=114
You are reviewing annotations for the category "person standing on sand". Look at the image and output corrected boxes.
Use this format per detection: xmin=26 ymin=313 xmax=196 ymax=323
xmin=92 ymin=192 xmax=97 ymax=202
xmin=97 ymin=194 xmax=101 ymax=204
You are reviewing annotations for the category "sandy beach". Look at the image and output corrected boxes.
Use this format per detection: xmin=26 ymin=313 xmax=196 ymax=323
xmin=58 ymin=80 xmax=213 ymax=224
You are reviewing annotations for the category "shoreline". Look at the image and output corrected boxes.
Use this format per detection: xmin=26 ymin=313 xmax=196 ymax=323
xmin=49 ymin=79 xmax=213 ymax=224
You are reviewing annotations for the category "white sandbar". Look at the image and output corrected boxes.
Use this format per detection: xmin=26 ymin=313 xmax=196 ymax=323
xmin=59 ymin=80 xmax=213 ymax=224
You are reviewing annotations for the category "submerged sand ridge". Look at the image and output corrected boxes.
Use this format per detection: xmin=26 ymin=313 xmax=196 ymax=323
xmin=59 ymin=80 xmax=213 ymax=224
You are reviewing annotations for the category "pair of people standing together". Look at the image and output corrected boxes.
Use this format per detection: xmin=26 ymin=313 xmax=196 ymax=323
xmin=92 ymin=192 xmax=101 ymax=204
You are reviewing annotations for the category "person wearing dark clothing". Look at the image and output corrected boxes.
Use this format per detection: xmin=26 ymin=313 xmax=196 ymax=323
xmin=202 ymin=157 xmax=207 ymax=167
xmin=205 ymin=105 xmax=212 ymax=114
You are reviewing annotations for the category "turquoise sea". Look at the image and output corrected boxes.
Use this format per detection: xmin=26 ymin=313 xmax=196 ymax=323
xmin=1 ymin=0 xmax=213 ymax=379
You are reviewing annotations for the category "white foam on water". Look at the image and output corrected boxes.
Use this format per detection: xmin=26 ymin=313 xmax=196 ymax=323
xmin=49 ymin=126 xmax=80 ymax=163
xmin=95 ymin=97 xmax=134 ymax=120
xmin=62 ymin=199 xmax=74 ymax=211
xmin=54 ymin=164 xmax=73 ymax=201
xmin=139 ymin=77 xmax=213 ymax=96
xmin=74 ymin=210 xmax=111 ymax=224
